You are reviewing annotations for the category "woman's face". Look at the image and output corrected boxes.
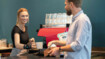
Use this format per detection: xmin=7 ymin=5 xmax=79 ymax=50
xmin=19 ymin=11 xmax=29 ymax=24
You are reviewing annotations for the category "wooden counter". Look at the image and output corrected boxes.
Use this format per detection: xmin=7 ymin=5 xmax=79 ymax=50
xmin=0 ymin=47 xmax=12 ymax=53
xmin=1 ymin=54 xmax=63 ymax=59
xmin=1 ymin=53 xmax=105 ymax=59
xmin=1 ymin=47 xmax=105 ymax=59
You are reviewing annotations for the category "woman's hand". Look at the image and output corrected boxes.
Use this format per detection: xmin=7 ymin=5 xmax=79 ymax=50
xmin=31 ymin=42 xmax=37 ymax=49
xmin=29 ymin=38 xmax=35 ymax=42
xmin=28 ymin=38 xmax=37 ymax=49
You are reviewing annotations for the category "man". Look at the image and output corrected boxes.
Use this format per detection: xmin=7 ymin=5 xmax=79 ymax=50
xmin=48 ymin=0 xmax=92 ymax=59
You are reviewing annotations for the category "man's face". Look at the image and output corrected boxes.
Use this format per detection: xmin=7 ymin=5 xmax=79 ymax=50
xmin=65 ymin=0 xmax=72 ymax=16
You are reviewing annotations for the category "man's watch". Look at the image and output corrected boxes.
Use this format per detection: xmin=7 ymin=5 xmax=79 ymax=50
xmin=59 ymin=47 xmax=61 ymax=51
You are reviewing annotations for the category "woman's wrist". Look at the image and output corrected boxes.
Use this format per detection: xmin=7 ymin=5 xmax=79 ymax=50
xmin=23 ymin=44 xmax=31 ymax=49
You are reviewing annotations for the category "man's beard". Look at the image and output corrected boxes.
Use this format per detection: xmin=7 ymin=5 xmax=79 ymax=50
xmin=66 ymin=10 xmax=72 ymax=16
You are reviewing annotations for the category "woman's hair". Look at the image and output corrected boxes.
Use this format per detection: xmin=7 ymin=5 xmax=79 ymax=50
xmin=16 ymin=8 xmax=29 ymax=25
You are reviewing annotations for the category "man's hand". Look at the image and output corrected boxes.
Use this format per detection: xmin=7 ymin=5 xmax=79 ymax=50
xmin=48 ymin=41 xmax=54 ymax=47
xmin=48 ymin=47 xmax=60 ymax=56
xmin=48 ymin=40 xmax=57 ymax=47
xmin=48 ymin=40 xmax=66 ymax=47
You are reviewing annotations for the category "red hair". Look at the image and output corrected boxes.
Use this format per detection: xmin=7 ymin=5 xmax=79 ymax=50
xmin=16 ymin=8 xmax=29 ymax=25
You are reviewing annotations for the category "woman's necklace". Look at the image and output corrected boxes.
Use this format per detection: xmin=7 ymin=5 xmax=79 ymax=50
xmin=18 ymin=25 xmax=25 ymax=32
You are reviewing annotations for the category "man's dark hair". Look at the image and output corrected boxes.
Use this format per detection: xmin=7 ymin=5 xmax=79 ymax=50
xmin=68 ymin=0 xmax=82 ymax=7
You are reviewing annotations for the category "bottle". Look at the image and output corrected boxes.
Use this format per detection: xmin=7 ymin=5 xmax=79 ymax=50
xmin=43 ymin=37 xmax=47 ymax=48
xmin=65 ymin=24 xmax=70 ymax=32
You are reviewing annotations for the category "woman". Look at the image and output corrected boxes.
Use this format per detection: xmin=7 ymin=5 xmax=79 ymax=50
xmin=10 ymin=8 xmax=36 ymax=56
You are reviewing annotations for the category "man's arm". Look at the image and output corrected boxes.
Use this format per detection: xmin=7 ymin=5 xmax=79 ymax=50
xmin=48 ymin=40 xmax=66 ymax=47
xmin=60 ymin=45 xmax=74 ymax=52
xmin=60 ymin=20 xmax=90 ymax=52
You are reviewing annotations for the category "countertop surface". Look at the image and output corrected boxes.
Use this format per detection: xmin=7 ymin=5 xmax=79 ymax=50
xmin=1 ymin=47 xmax=105 ymax=59
xmin=1 ymin=52 xmax=105 ymax=59
xmin=1 ymin=54 xmax=63 ymax=59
